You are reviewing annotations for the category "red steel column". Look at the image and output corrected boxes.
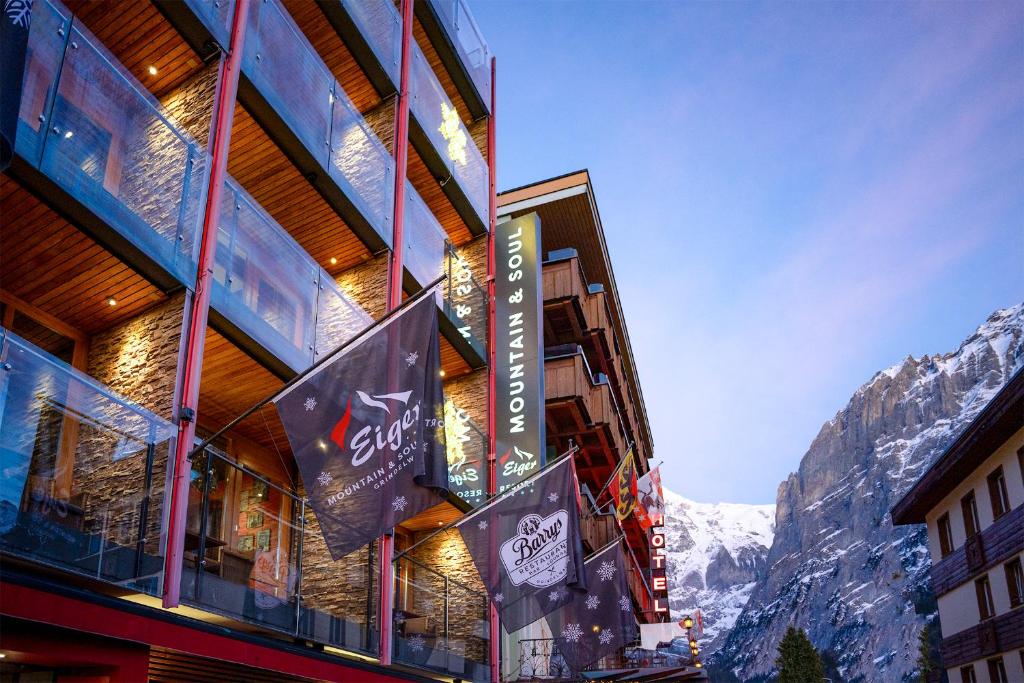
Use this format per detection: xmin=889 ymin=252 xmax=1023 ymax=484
xmin=162 ymin=0 xmax=249 ymax=608
xmin=486 ymin=56 xmax=500 ymax=683
xmin=379 ymin=0 xmax=414 ymax=664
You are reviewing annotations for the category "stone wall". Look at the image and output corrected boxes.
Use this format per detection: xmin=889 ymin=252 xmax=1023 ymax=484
xmin=335 ymin=253 xmax=389 ymax=320
xmin=363 ymin=97 xmax=396 ymax=156
xmin=161 ymin=63 xmax=219 ymax=148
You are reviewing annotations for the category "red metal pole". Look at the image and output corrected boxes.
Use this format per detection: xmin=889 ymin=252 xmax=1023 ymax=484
xmin=378 ymin=0 xmax=414 ymax=664
xmin=486 ymin=55 xmax=500 ymax=683
xmin=162 ymin=0 xmax=249 ymax=609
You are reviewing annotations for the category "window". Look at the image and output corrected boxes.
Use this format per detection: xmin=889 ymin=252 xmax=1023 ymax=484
xmin=987 ymin=657 xmax=1007 ymax=683
xmin=961 ymin=491 xmax=980 ymax=538
xmin=1006 ymin=558 xmax=1023 ymax=608
xmin=937 ymin=513 xmax=954 ymax=557
xmin=988 ymin=466 xmax=1010 ymax=520
xmin=976 ymin=575 xmax=995 ymax=620
xmin=960 ymin=664 xmax=976 ymax=683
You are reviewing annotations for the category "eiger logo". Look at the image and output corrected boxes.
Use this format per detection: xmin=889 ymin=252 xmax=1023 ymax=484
xmin=499 ymin=511 xmax=569 ymax=588
xmin=330 ymin=390 xmax=419 ymax=467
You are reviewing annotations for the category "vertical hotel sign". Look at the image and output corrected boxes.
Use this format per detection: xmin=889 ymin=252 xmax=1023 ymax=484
xmin=494 ymin=213 xmax=545 ymax=492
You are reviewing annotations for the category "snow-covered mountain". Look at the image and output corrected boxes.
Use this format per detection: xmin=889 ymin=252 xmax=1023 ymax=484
xmin=661 ymin=490 xmax=775 ymax=653
xmin=712 ymin=303 xmax=1024 ymax=682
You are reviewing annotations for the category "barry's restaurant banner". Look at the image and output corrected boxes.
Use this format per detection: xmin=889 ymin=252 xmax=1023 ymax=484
xmin=274 ymin=295 xmax=448 ymax=560
xmin=453 ymin=455 xmax=587 ymax=632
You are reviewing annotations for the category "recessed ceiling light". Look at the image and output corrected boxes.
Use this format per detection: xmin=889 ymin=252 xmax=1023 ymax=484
xmin=106 ymin=297 xmax=117 ymax=307
xmin=439 ymin=369 xmax=446 ymax=377
xmin=148 ymin=65 xmax=158 ymax=75
xmin=437 ymin=521 xmax=443 ymax=526
xmin=329 ymin=257 xmax=337 ymax=265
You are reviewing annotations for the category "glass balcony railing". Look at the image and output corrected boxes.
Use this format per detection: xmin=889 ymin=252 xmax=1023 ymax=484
xmin=184 ymin=0 xmax=236 ymax=49
xmin=0 ymin=329 xmax=175 ymax=597
xmin=241 ymin=0 xmax=394 ymax=246
xmin=394 ymin=553 xmax=490 ymax=682
xmin=180 ymin=447 xmax=379 ymax=656
xmin=17 ymin=0 xmax=209 ymax=287
xmin=213 ymin=177 xmax=372 ymax=373
xmin=444 ymin=245 xmax=488 ymax=356
xmin=404 ymin=181 xmax=448 ymax=290
xmin=444 ymin=402 xmax=487 ymax=507
xmin=427 ymin=0 xmax=492 ymax=110
xmin=339 ymin=0 xmax=401 ymax=86
xmin=409 ymin=41 xmax=489 ymax=228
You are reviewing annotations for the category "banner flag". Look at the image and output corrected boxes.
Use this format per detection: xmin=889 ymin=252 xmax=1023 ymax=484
xmin=546 ymin=541 xmax=638 ymax=672
xmin=635 ymin=465 xmax=665 ymax=530
xmin=274 ymin=295 xmax=447 ymax=560
xmin=453 ymin=455 xmax=587 ymax=632
xmin=1 ymin=0 xmax=33 ymax=170
xmin=609 ymin=448 xmax=638 ymax=522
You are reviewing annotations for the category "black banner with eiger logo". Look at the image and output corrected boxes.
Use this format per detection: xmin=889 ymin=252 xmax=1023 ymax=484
xmin=274 ymin=295 xmax=448 ymax=560
xmin=494 ymin=212 xmax=545 ymax=492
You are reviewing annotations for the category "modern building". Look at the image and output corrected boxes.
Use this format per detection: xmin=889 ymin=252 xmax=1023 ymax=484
xmin=892 ymin=370 xmax=1024 ymax=683
xmin=0 ymin=3 xmax=676 ymax=683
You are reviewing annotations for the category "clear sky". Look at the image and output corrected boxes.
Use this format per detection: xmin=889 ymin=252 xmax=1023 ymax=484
xmin=471 ymin=1 xmax=1024 ymax=505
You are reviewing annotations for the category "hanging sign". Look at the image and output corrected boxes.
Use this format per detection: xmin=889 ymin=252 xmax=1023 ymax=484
xmin=650 ymin=515 xmax=670 ymax=614
xmin=494 ymin=212 xmax=545 ymax=492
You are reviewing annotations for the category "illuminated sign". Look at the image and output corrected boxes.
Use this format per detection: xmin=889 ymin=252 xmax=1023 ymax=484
xmin=649 ymin=515 xmax=670 ymax=615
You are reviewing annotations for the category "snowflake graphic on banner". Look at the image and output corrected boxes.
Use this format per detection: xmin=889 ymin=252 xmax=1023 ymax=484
xmin=597 ymin=560 xmax=617 ymax=582
xmin=477 ymin=519 xmax=488 ymax=530
xmin=548 ymin=589 xmax=565 ymax=603
xmin=405 ymin=351 xmax=419 ymax=366
xmin=585 ymin=594 xmax=601 ymax=610
xmin=561 ymin=623 xmax=583 ymax=643
xmin=493 ymin=593 xmax=504 ymax=604
xmin=598 ymin=629 xmax=614 ymax=645
xmin=547 ymin=492 xmax=560 ymax=503
xmin=303 ymin=396 xmax=317 ymax=412
xmin=392 ymin=496 xmax=408 ymax=512
xmin=619 ymin=595 xmax=632 ymax=612
xmin=316 ymin=471 xmax=332 ymax=487
xmin=408 ymin=634 xmax=425 ymax=653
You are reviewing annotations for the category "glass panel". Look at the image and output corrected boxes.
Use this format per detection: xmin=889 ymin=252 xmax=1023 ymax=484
xmin=329 ymin=85 xmax=394 ymax=246
xmin=444 ymin=246 xmax=487 ymax=354
xmin=314 ymin=270 xmax=373 ymax=360
xmin=394 ymin=555 xmax=489 ymax=681
xmin=180 ymin=450 xmax=302 ymax=635
xmin=16 ymin=0 xmax=70 ymax=166
xmin=409 ymin=41 xmax=489 ymax=227
xmin=244 ymin=0 xmax=333 ymax=167
xmin=0 ymin=330 xmax=174 ymax=597
xmin=184 ymin=0 xmax=235 ymax=49
xmin=298 ymin=515 xmax=380 ymax=656
xmin=212 ymin=178 xmax=319 ymax=372
xmin=404 ymin=181 xmax=446 ymax=291
xmin=340 ymin=0 xmax=401 ymax=85
xmin=37 ymin=22 xmax=207 ymax=286
xmin=427 ymin=0 xmax=491 ymax=110
xmin=444 ymin=401 xmax=486 ymax=507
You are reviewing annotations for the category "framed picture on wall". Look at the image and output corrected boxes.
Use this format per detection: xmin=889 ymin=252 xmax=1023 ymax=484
xmin=238 ymin=534 xmax=254 ymax=552
xmin=247 ymin=510 xmax=264 ymax=529
xmin=239 ymin=491 xmax=250 ymax=512
xmin=256 ymin=529 xmax=271 ymax=551
xmin=251 ymin=481 xmax=269 ymax=500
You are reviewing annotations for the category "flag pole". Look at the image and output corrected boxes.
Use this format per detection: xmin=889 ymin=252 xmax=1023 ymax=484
xmin=187 ymin=274 xmax=446 ymax=460
xmin=393 ymin=444 xmax=579 ymax=561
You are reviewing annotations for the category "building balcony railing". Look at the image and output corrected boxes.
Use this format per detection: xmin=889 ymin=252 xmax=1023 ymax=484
xmin=445 ymin=403 xmax=487 ymax=508
xmin=334 ymin=0 xmax=402 ymax=91
xmin=180 ymin=446 xmax=379 ymax=656
xmin=16 ymin=0 xmax=210 ymax=290
xmin=405 ymin=182 xmax=488 ymax=361
xmin=409 ymin=40 xmax=489 ymax=234
xmin=213 ymin=176 xmax=372 ymax=375
xmin=239 ymin=0 xmax=395 ymax=250
xmin=420 ymin=0 xmax=492 ymax=118
xmin=393 ymin=553 xmax=491 ymax=682
xmin=544 ymin=347 xmax=628 ymax=461
xmin=0 ymin=329 xmax=175 ymax=599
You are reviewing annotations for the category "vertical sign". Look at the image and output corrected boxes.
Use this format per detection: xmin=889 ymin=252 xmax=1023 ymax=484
xmin=649 ymin=513 xmax=669 ymax=614
xmin=494 ymin=212 xmax=545 ymax=492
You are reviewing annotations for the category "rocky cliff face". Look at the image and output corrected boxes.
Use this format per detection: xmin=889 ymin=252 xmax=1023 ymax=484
xmin=662 ymin=491 xmax=775 ymax=654
xmin=712 ymin=304 xmax=1024 ymax=682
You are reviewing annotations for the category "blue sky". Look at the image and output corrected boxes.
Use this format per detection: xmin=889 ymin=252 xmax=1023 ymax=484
xmin=472 ymin=1 xmax=1024 ymax=504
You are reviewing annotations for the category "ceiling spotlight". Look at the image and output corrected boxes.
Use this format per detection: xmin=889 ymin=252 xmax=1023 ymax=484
xmin=439 ymin=369 xmax=446 ymax=377
xmin=148 ymin=65 xmax=158 ymax=75
xmin=329 ymin=257 xmax=338 ymax=265
xmin=106 ymin=297 xmax=117 ymax=307
xmin=437 ymin=521 xmax=443 ymax=526
xmin=591 ymin=625 xmax=600 ymax=633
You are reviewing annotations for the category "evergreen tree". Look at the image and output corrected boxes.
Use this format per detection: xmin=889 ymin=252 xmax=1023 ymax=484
xmin=916 ymin=623 xmax=943 ymax=682
xmin=775 ymin=626 xmax=826 ymax=683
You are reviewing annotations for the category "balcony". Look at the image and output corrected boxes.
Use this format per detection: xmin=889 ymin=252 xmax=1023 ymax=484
xmin=15 ymin=0 xmax=209 ymax=292
xmin=408 ymin=39 xmax=489 ymax=235
xmin=445 ymin=402 xmax=487 ymax=508
xmin=393 ymin=553 xmax=490 ymax=681
xmin=319 ymin=0 xmax=402 ymax=96
xmin=0 ymin=329 xmax=174 ymax=598
xmin=415 ymin=0 xmax=491 ymax=120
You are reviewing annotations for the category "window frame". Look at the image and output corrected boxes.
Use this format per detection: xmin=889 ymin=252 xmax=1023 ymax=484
xmin=986 ymin=656 xmax=1007 ymax=683
xmin=987 ymin=466 xmax=1010 ymax=520
xmin=960 ymin=664 xmax=976 ymax=683
xmin=961 ymin=490 xmax=980 ymax=538
xmin=976 ymin=574 xmax=996 ymax=621
xmin=937 ymin=512 xmax=954 ymax=557
xmin=1005 ymin=557 xmax=1023 ymax=609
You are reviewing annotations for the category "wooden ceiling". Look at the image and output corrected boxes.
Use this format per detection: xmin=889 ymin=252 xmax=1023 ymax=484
xmin=228 ymin=104 xmax=372 ymax=275
xmin=0 ymin=177 xmax=168 ymax=337
xmin=407 ymin=141 xmax=472 ymax=246
xmin=397 ymin=500 xmax=462 ymax=533
xmin=64 ymin=0 xmax=207 ymax=100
